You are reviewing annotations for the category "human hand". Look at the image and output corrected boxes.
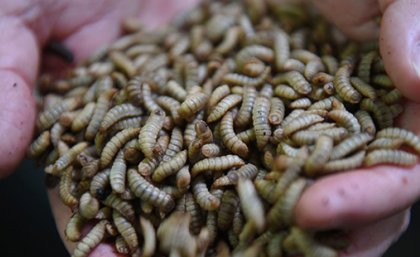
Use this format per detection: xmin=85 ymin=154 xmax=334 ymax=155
xmin=0 ymin=0 xmax=198 ymax=255
xmin=295 ymin=1 xmax=420 ymax=256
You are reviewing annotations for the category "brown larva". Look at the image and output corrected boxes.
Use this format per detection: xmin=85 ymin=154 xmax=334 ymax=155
xmin=127 ymin=168 xmax=175 ymax=212
xmin=349 ymin=77 xmax=377 ymax=99
xmin=85 ymin=89 xmax=116 ymax=140
xmin=322 ymin=150 xmax=366 ymax=173
xmin=237 ymin=179 xmax=265 ymax=232
xmin=377 ymin=128 xmax=420 ymax=154
xmin=90 ymin=169 xmax=111 ymax=199
xmin=112 ymin=210 xmax=139 ymax=253
xmin=156 ymin=96 xmax=182 ymax=124
xmin=208 ymin=85 xmax=231 ymax=110
xmin=110 ymin=116 xmax=143 ymax=134
xmin=59 ymin=167 xmax=78 ymax=207
xmin=268 ymin=97 xmax=285 ymax=125
xmin=99 ymin=103 xmax=142 ymax=132
xmin=185 ymin=192 xmax=204 ymax=235
xmin=140 ymin=217 xmax=157 ymax=257
xmin=37 ymin=97 xmax=82 ymax=132
xmin=176 ymin=165 xmax=191 ymax=191
xmin=218 ymin=190 xmax=240 ymax=231
xmin=162 ymin=127 xmax=184 ymax=163
xmin=54 ymin=142 xmax=88 ymax=173
xmin=354 ymin=110 xmax=376 ymax=136
xmin=137 ymin=134 xmax=170 ymax=176
xmin=138 ymin=110 xmax=165 ymax=158
xmin=242 ymin=59 xmax=266 ymax=77
xmin=103 ymin=193 xmax=135 ymax=222
xmin=364 ymin=149 xmax=418 ymax=167
xmin=72 ymin=220 xmax=108 ymax=257
xmin=357 ymin=51 xmax=377 ymax=83
xmin=252 ymin=96 xmax=272 ymax=149
xmin=126 ymin=76 xmax=143 ymax=105
xmin=195 ymin=120 xmax=213 ymax=144
xmin=184 ymin=111 xmax=204 ymax=147
xmin=273 ymin=71 xmax=312 ymax=95
xmin=304 ymin=135 xmax=334 ymax=176
xmin=59 ymin=111 xmax=80 ymax=128
xmin=291 ymin=127 xmax=348 ymax=145
xmin=100 ymin=127 xmax=140 ymax=168
xmin=110 ymin=150 xmax=127 ymax=194
xmin=191 ymin=155 xmax=245 ymax=177
xmin=328 ymin=109 xmax=360 ymax=134
xmin=333 ymin=64 xmax=362 ymax=103
xmin=27 ymin=131 xmax=50 ymax=158
xmin=235 ymin=86 xmax=257 ymax=128
xmin=192 ymin=176 xmax=221 ymax=211
xmin=311 ymin=72 xmax=334 ymax=86
xmin=220 ymin=112 xmax=249 ymax=158
xmin=115 ymin=235 xmax=130 ymax=255
xmin=236 ymin=128 xmax=256 ymax=144
xmin=212 ymin=163 xmax=258 ymax=188
xmin=79 ymin=192 xmax=99 ymax=220
xmin=178 ymin=91 xmax=208 ymax=120
xmin=360 ymin=98 xmax=393 ymax=129
xmin=278 ymin=142 xmax=300 ymax=157
xmin=208 ymin=94 xmax=242 ymax=123
xmin=367 ymin=138 xmax=404 ymax=150
xmin=152 ymin=150 xmax=187 ymax=182
xmin=65 ymin=212 xmax=85 ymax=242
xmin=223 ymin=67 xmax=271 ymax=87
xmin=236 ymin=45 xmax=274 ymax=71
xmin=283 ymin=113 xmax=324 ymax=137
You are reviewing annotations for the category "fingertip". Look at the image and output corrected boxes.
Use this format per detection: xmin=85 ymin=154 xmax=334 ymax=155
xmin=88 ymin=243 xmax=128 ymax=257
xmin=380 ymin=0 xmax=420 ymax=102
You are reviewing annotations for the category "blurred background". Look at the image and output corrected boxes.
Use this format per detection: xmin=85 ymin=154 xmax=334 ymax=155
xmin=0 ymin=159 xmax=417 ymax=257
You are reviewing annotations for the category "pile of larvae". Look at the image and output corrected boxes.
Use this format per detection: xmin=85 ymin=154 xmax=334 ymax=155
xmin=29 ymin=1 xmax=420 ymax=257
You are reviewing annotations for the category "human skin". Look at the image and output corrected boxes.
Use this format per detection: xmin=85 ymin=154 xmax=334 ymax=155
xmin=0 ymin=0 xmax=419 ymax=256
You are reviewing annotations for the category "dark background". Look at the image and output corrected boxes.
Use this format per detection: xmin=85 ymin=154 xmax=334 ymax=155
xmin=0 ymin=160 xmax=417 ymax=257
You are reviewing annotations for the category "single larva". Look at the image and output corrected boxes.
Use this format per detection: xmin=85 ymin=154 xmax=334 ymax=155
xmin=364 ymin=149 xmax=418 ymax=166
xmin=357 ymin=51 xmax=377 ymax=83
xmin=99 ymin=103 xmax=142 ymax=132
xmin=291 ymin=127 xmax=349 ymax=145
xmin=267 ymin=97 xmax=285 ymax=125
xmin=308 ymin=96 xmax=336 ymax=110
xmin=212 ymin=163 xmax=258 ymax=188
xmin=234 ymin=86 xmax=257 ymax=128
xmin=79 ymin=192 xmax=100 ymax=220
xmin=333 ymin=64 xmax=362 ymax=103
xmin=195 ymin=120 xmax=213 ymax=144
xmin=322 ymin=150 xmax=366 ymax=173
xmin=27 ymin=131 xmax=50 ymax=158
xmin=273 ymin=71 xmax=312 ymax=95
xmin=218 ymin=190 xmax=240 ymax=231
xmin=207 ymin=94 xmax=242 ymax=123
xmin=100 ymin=127 xmax=140 ymax=168
xmin=113 ymin=210 xmax=139 ymax=253
xmin=282 ymin=58 xmax=306 ymax=73
xmin=289 ymin=97 xmax=311 ymax=109
xmin=327 ymin=109 xmax=361 ymax=134
xmin=110 ymin=150 xmax=127 ymax=194
xmin=283 ymin=113 xmax=324 ymax=137
xmin=37 ymin=97 xmax=82 ymax=131
xmin=367 ymin=138 xmax=404 ymax=150
xmin=72 ymin=220 xmax=108 ymax=257
xmin=372 ymin=74 xmax=394 ymax=88
xmin=141 ymin=82 xmax=162 ymax=113
xmin=330 ymin=133 xmax=373 ymax=160
xmin=103 ymin=193 xmax=135 ymax=222
xmin=59 ymin=111 xmax=80 ymax=128
xmin=140 ymin=217 xmax=157 ymax=257
xmin=223 ymin=67 xmax=271 ymax=87
xmin=360 ymin=98 xmax=393 ymax=129
xmin=191 ymin=155 xmax=245 ymax=177
xmin=354 ymin=110 xmax=376 ymax=136
xmin=109 ymin=116 xmax=143 ymax=134
xmin=128 ymin=169 xmax=175 ymax=212
xmin=291 ymin=49 xmax=320 ymax=63
xmin=377 ymin=127 xmax=420 ymax=153
xmin=152 ymin=150 xmax=187 ymax=182
xmin=178 ymin=91 xmax=209 ymax=119
xmin=90 ymin=169 xmax=111 ymax=199
xmin=237 ymin=179 xmax=265 ymax=232
xmin=185 ymin=192 xmax=204 ymax=235
xmin=85 ymin=89 xmax=116 ymax=140
xmin=311 ymin=72 xmax=334 ymax=86
xmin=304 ymin=135 xmax=334 ymax=176
xmin=236 ymin=128 xmax=256 ymax=145
xmin=267 ymin=178 xmax=307 ymax=228
xmin=273 ymin=29 xmax=290 ymax=71
xmin=236 ymin=45 xmax=274 ymax=71
xmin=70 ymin=103 xmax=95 ymax=132
xmin=304 ymin=59 xmax=325 ymax=80
xmin=65 ymin=212 xmax=85 ymax=242
xmin=208 ymin=85 xmax=231 ymax=109
xmin=53 ymin=142 xmax=89 ymax=173
xmin=192 ymin=176 xmax=221 ymax=211
xmin=115 ymin=235 xmax=130 ymax=255
xmin=252 ymin=96 xmax=272 ymax=149
xmin=242 ymin=59 xmax=266 ymax=77
xmin=59 ymin=166 xmax=78 ymax=207
xmin=176 ymin=165 xmax=191 ymax=191
xmin=162 ymin=127 xmax=184 ymax=163
xmin=156 ymin=96 xmax=182 ymax=125
xmin=274 ymin=84 xmax=301 ymax=100
xmin=126 ymin=76 xmax=143 ymax=105
xmin=138 ymin=110 xmax=165 ymax=158
xmin=137 ymin=134 xmax=170 ymax=176
xmin=381 ymin=88 xmax=403 ymax=105
xmin=216 ymin=26 xmax=242 ymax=55
xmin=220 ymin=112 xmax=249 ymax=158
xmin=349 ymin=77 xmax=377 ymax=99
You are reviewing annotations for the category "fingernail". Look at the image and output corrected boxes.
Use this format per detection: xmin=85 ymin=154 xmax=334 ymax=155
xmin=411 ymin=41 xmax=420 ymax=78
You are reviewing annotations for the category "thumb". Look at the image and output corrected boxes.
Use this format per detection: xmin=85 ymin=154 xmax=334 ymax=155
xmin=379 ymin=0 xmax=420 ymax=102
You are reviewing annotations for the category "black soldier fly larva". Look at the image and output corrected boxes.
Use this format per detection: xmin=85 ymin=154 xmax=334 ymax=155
xmin=30 ymin=1 xmax=420 ymax=256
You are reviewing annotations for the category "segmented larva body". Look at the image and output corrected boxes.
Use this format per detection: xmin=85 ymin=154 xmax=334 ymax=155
xmin=218 ymin=190 xmax=239 ymax=231
xmin=126 ymin=76 xmax=143 ymax=105
xmin=328 ymin=109 xmax=360 ymax=134
xmin=112 ymin=210 xmax=139 ymax=253
xmin=220 ymin=112 xmax=249 ymax=158
xmin=236 ymin=45 xmax=274 ymax=71
xmin=304 ymin=135 xmax=333 ymax=176
xmin=212 ymin=163 xmax=258 ymax=188
xmin=110 ymin=116 xmax=143 ymax=134
xmin=237 ymin=128 xmax=256 ymax=144
xmin=304 ymin=60 xmax=325 ymax=80
xmin=54 ymin=142 xmax=88 ymax=173
xmin=291 ymin=49 xmax=320 ymax=63
xmin=162 ymin=127 xmax=183 ymax=162
xmin=165 ymin=80 xmax=188 ymax=102
xmin=191 ymin=155 xmax=245 ymax=177
xmin=216 ymin=26 xmax=242 ymax=55
xmin=311 ymin=72 xmax=334 ymax=86
xmin=192 ymin=176 xmax=221 ymax=211
xmin=27 ymin=131 xmax=50 ymax=158
xmin=223 ymin=67 xmax=271 ymax=88
xmin=85 ymin=89 xmax=116 ymax=140
xmin=289 ymin=97 xmax=311 ymax=109
xmin=357 ymin=51 xmax=377 ymax=83
xmin=308 ymin=96 xmax=336 ymax=110
xmin=110 ymin=150 xmax=127 ymax=194
xmin=99 ymin=103 xmax=142 ymax=132
xmin=354 ymin=110 xmax=376 ymax=136
xmin=138 ymin=110 xmax=165 ymax=158
xmin=109 ymin=51 xmax=136 ymax=76
xmin=283 ymin=58 xmax=305 ymax=73
xmin=152 ymin=150 xmax=187 ymax=182
xmin=274 ymin=71 xmax=312 ymax=95
xmin=176 ymin=165 xmax=191 ymax=191
xmin=103 ymin=193 xmax=136 ymax=222
xmin=71 ymin=102 xmax=96 ymax=132
xmin=156 ymin=96 xmax=182 ymax=124
xmin=65 ymin=212 xmax=85 ymax=242
xmin=235 ymin=86 xmax=257 ymax=128
xmin=273 ymin=29 xmax=290 ymax=71
xmin=59 ymin=166 xmax=78 ymax=207
xmin=283 ymin=114 xmax=324 ymax=137
xmin=100 ymin=127 xmax=140 ymax=168
xmin=349 ymin=77 xmax=377 ymax=99
xmin=207 ymin=94 xmax=242 ymax=123
xmin=195 ymin=120 xmax=213 ymax=144
xmin=37 ymin=97 xmax=82 ymax=131
xmin=330 ymin=133 xmax=373 ymax=160
xmin=360 ymin=98 xmax=393 ymax=129
xmin=364 ymin=149 xmax=418 ymax=166
xmin=274 ymin=84 xmax=301 ymax=100
xmin=79 ymin=192 xmax=100 ymax=219
xmin=208 ymin=85 xmax=231 ymax=109
xmin=137 ymin=134 xmax=170 ymax=176
xmin=72 ymin=220 xmax=108 ymax=257
xmin=128 ymin=169 xmax=175 ymax=212
xmin=90 ymin=169 xmax=110 ymax=199
xmin=268 ymin=97 xmax=285 ymax=125
xmin=242 ymin=59 xmax=266 ymax=77
xmin=367 ymin=138 xmax=404 ymax=150
xmin=115 ymin=235 xmax=130 ymax=255
xmin=381 ymin=88 xmax=403 ymax=104
xmin=333 ymin=64 xmax=362 ymax=103
xmin=178 ymin=91 xmax=208 ymax=119
xmin=372 ymin=74 xmax=394 ymax=88
xmin=377 ymin=127 xmax=420 ymax=153
xmin=323 ymin=151 xmax=366 ymax=173
xmin=291 ymin=127 xmax=348 ymax=145
xmin=253 ymin=96 xmax=272 ymax=149
xmin=237 ymin=179 xmax=265 ymax=232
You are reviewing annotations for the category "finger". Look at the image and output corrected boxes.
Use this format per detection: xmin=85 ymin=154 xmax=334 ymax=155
xmin=295 ymin=164 xmax=420 ymax=229
xmin=341 ymin=209 xmax=410 ymax=257
xmin=0 ymin=16 xmax=38 ymax=176
xmin=47 ymin=187 xmax=128 ymax=257
xmin=379 ymin=0 xmax=420 ymax=102
xmin=310 ymin=0 xmax=381 ymax=41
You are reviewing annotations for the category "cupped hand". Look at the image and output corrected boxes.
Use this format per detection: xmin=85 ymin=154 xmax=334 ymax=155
xmin=295 ymin=1 xmax=420 ymax=256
